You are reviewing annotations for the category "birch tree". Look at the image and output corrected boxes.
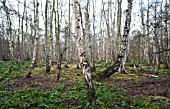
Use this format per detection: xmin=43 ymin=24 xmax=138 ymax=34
xmin=153 ymin=1 xmax=161 ymax=71
xmin=85 ymin=0 xmax=91 ymax=62
xmin=45 ymin=0 xmax=50 ymax=73
xmin=55 ymin=0 xmax=60 ymax=66
xmin=66 ymin=0 xmax=71 ymax=65
xmin=163 ymin=0 xmax=169 ymax=69
xmin=146 ymin=0 xmax=150 ymax=64
xmin=49 ymin=0 xmax=55 ymax=70
xmin=29 ymin=15 xmax=34 ymax=61
xmin=99 ymin=0 xmax=105 ymax=61
xmin=103 ymin=1 xmax=111 ymax=63
xmin=21 ymin=0 xmax=26 ymax=60
xmin=17 ymin=1 xmax=21 ymax=61
xmin=140 ymin=0 xmax=145 ymax=62
xmin=45 ymin=0 xmax=55 ymax=73
xmin=1 ymin=0 xmax=16 ymax=73
xmin=72 ymin=0 xmax=95 ymax=102
xmin=26 ymin=0 xmax=39 ymax=78
xmin=91 ymin=0 xmax=96 ymax=71
xmin=55 ymin=0 xmax=62 ymax=80
xmin=2 ymin=0 xmax=15 ymax=60
xmin=100 ymin=0 xmax=133 ymax=78
xmin=115 ymin=0 xmax=122 ymax=55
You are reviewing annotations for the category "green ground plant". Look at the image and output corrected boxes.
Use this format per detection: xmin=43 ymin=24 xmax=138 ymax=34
xmin=0 ymin=61 xmax=169 ymax=108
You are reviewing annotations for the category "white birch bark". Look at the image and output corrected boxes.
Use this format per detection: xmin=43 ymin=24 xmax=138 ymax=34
xmin=118 ymin=0 xmax=133 ymax=74
xmin=72 ymin=0 xmax=95 ymax=101
xmin=27 ymin=0 xmax=39 ymax=77
xmin=2 ymin=1 xmax=15 ymax=60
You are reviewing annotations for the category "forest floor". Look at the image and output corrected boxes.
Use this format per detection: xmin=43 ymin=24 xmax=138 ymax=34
xmin=0 ymin=61 xmax=169 ymax=108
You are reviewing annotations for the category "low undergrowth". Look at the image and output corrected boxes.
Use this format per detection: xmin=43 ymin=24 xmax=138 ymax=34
xmin=0 ymin=61 xmax=169 ymax=108
xmin=0 ymin=82 xmax=163 ymax=109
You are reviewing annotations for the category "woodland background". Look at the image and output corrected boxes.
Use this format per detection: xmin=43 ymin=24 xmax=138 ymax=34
xmin=0 ymin=0 xmax=169 ymax=108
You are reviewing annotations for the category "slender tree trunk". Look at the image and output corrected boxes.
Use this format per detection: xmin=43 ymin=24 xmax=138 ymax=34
xmin=73 ymin=0 xmax=95 ymax=102
xmin=45 ymin=0 xmax=50 ymax=73
xmin=55 ymin=0 xmax=62 ymax=80
xmin=99 ymin=0 xmax=105 ymax=61
xmin=17 ymin=1 xmax=21 ymax=61
xmin=92 ymin=0 xmax=96 ymax=71
xmin=21 ymin=0 xmax=26 ymax=60
xmin=163 ymin=0 xmax=169 ymax=69
xmin=25 ymin=7 xmax=29 ymax=60
xmin=2 ymin=0 xmax=15 ymax=73
xmin=104 ymin=1 xmax=111 ymax=62
xmin=85 ymin=0 xmax=91 ymax=62
xmin=109 ymin=0 xmax=115 ymax=62
xmin=115 ymin=0 xmax=122 ymax=56
xmin=66 ymin=0 xmax=71 ymax=64
xmin=140 ymin=0 xmax=145 ymax=62
xmin=146 ymin=0 xmax=150 ymax=64
xmin=154 ymin=1 xmax=161 ymax=72
xmin=29 ymin=17 xmax=34 ymax=60
xmin=78 ymin=3 xmax=85 ymax=47
xmin=48 ymin=0 xmax=55 ymax=71
xmin=111 ymin=0 xmax=117 ymax=61
xmin=2 ymin=1 xmax=15 ymax=60
xmin=26 ymin=0 xmax=39 ymax=78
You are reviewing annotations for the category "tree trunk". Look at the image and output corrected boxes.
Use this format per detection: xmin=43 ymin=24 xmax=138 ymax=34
xmin=26 ymin=0 xmax=39 ymax=78
xmin=66 ymin=0 xmax=71 ymax=64
xmin=100 ymin=0 xmax=133 ymax=78
xmin=17 ymin=1 xmax=21 ymax=61
xmin=91 ymin=0 xmax=97 ymax=71
xmin=2 ymin=1 xmax=15 ymax=60
xmin=29 ymin=17 xmax=34 ymax=61
xmin=163 ymin=0 xmax=169 ymax=69
xmin=78 ymin=3 xmax=85 ymax=47
xmin=45 ymin=0 xmax=50 ymax=73
xmin=21 ymin=0 xmax=26 ymax=60
xmin=146 ymin=0 xmax=150 ymax=64
xmin=85 ymin=0 xmax=92 ymax=62
xmin=153 ymin=1 xmax=161 ymax=72
xmin=2 ymin=0 xmax=15 ymax=73
xmin=49 ymin=0 xmax=55 ymax=72
xmin=73 ymin=0 xmax=95 ymax=102
xmin=115 ymin=0 xmax=122 ymax=56
xmin=25 ymin=7 xmax=29 ymax=60
xmin=140 ymin=0 xmax=145 ymax=62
